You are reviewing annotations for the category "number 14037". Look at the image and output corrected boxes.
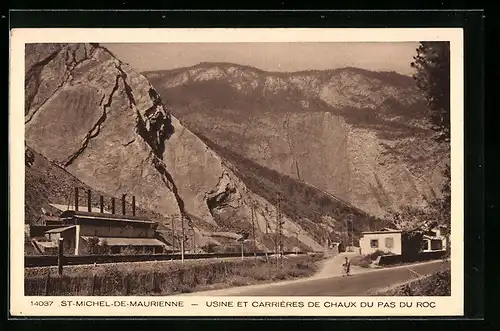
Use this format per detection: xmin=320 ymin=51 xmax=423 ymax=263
xmin=30 ymin=301 xmax=54 ymax=307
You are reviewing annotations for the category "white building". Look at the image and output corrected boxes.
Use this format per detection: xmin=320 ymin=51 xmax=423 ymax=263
xmin=359 ymin=226 xmax=448 ymax=256
xmin=359 ymin=228 xmax=403 ymax=255
xmin=422 ymin=227 xmax=448 ymax=252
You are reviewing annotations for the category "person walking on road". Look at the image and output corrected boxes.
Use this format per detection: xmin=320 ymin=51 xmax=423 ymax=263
xmin=342 ymin=256 xmax=351 ymax=277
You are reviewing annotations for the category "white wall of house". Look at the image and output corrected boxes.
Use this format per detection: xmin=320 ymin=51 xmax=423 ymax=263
xmin=359 ymin=232 xmax=402 ymax=255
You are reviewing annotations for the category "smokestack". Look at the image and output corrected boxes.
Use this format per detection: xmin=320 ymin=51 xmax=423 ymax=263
xmin=87 ymin=189 xmax=92 ymax=212
xmin=111 ymin=197 xmax=116 ymax=214
xmin=74 ymin=187 xmax=79 ymax=211
xmin=122 ymin=194 xmax=126 ymax=215
xmin=132 ymin=196 xmax=136 ymax=216
xmin=99 ymin=195 xmax=104 ymax=213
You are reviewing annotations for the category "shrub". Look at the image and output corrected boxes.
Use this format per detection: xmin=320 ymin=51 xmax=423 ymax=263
xmin=366 ymin=250 xmax=390 ymax=260
xmin=230 ymin=276 xmax=249 ymax=287
xmin=375 ymin=269 xmax=450 ymax=296
xmin=351 ymin=250 xmax=391 ymax=268
xmin=84 ymin=237 xmax=111 ymax=255
xmin=201 ymin=243 xmax=218 ymax=253
xmin=350 ymin=255 xmax=372 ymax=268
xmin=120 ymin=245 xmax=138 ymax=255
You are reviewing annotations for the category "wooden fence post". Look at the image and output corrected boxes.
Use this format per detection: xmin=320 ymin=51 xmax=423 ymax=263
xmin=91 ymin=274 xmax=97 ymax=296
xmin=44 ymin=271 xmax=51 ymax=296
xmin=151 ymin=272 xmax=156 ymax=293
xmin=123 ymin=275 xmax=130 ymax=295
xmin=58 ymin=238 xmax=64 ymax=276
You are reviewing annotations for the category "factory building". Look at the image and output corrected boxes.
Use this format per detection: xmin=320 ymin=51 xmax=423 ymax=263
xmin=37 ymin=188 xmax=167 ymax=255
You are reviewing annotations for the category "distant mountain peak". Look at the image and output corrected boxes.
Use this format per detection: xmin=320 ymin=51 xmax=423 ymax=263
xmin=144 ymin=62 xmax=413 ymax=82
xmin=143 ymin=60 xmax=422 ymax=114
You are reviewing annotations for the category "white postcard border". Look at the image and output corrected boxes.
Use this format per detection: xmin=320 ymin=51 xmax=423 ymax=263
xmin=10 ymin=28 xmax=464 ymax=317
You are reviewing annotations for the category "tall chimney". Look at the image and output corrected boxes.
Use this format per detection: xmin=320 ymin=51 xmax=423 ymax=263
xmin=132 ymin=196 xmax=136 ymax=216
xmin=122 ymin=194 xmax=126 ymax=215
xmin=74 ymin=187 xmax=79 ymax=211
xmin=111 ymin=197 xmax=116 ymax=214
xmin=99 ymin=195 xmax=104 ymax=213
xmin=87 ymin=189 xmax=92 ymax=212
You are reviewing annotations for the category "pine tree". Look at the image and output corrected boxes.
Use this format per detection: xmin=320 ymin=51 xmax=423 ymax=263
xmin=411 ymin=42 xmax=451 ymax=143
xmin=404 ymin=43 xmax=452 ymax=256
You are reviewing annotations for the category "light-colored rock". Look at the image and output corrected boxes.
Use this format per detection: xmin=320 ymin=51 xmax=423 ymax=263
xmin=24 ymin=43 xmax=326 ymax=251
xmin=144 ymin=63 xmax=449 ymax=218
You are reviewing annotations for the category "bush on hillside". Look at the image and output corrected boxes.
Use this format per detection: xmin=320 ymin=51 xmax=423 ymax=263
xmin=350 ymin=250 xmax=390 ymax=268
xmin=374 ymin=269 xmax=451 ymax=296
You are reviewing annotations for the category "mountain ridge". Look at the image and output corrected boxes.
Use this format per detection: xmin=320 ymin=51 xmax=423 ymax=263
xmin=142 ymin=61 xmax=414 ymax=82
xmin=24 ymin=43 xmax=377 ymax=252
xmin=144 ymin=61 xmax=449 ymax=218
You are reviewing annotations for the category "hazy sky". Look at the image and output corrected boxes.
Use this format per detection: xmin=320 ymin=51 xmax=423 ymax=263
xmin=103 ymin=42 xmax=419 ymax=76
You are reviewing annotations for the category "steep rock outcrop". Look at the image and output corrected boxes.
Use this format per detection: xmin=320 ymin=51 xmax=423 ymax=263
xmin=25 ymin=43 xmax=181 ymax=217
xmin=24 ymin=44 xmax=328 ymax=251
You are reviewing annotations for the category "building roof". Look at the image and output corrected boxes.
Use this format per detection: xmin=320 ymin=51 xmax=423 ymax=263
xmin=423 ymin=234 xmax=444 ymax=240
xmin=45 ymin=225 xmax=76 ymax=233
xmin=60 ymin=210 xmax=156 ymax=225
xmin=43 ymin=215 xmax=63 ymax=222
xmin=380 ymin=227 xmax=400 ymax=232
xmin=36 ymin=241 xmax=58 ymax=248
xmin=81 ymin=236 xmax=166 ymax=247
xmin=50 ymin=203 xmax=112 ymax=214
xmin=361 ymin=228 xmax=402 ymax=235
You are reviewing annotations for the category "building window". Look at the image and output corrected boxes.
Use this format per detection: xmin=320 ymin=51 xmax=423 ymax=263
xmin=385 ymin=237 xmax=394 ymax=249
xmin=430 ymin=239 xmax=443 ymax=251
xmin=370 ymin=239 xmax=379 ymax=248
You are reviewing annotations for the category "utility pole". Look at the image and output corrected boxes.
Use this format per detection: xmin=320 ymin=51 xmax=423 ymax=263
xmin=251 ymin=205 xmax=256 ymax=258
xmin=295 ymin=229 xmax=300 ymax=255
xmin=274 ymin=195 xmax=280 ymax=265
xmin=180 ymin=215 xmax=185 ymax=263
xmin=350 ymin=216 xmax=354 ymax=247
xmin=344 ymin=217 xmax=349 ymax=251
xmin=277 ymin=195 xmax=281 ymax=264
xmin=171 ymin=217 xmax=175 ymax=252
xmin=277 ymin=195 xmax=284 ymax=267
xmin=191 ymin=227 xmax=196 ymax=252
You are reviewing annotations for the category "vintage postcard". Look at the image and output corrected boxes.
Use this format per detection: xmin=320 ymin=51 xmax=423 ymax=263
xmin=10 ymin=28 xmax=463 ymax=317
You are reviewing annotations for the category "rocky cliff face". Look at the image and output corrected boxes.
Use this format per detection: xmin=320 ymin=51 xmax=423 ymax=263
xmin=144 ymin=63 xmax=449 ymax=217
xmin=24 ymin=44 xmax=337 ymax=251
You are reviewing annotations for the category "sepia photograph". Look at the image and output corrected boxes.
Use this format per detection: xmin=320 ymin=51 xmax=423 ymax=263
xmin=21 ymin=40 xmax=452 ymax=297
xmin=10 ymin=28 xmax=464 ymax=316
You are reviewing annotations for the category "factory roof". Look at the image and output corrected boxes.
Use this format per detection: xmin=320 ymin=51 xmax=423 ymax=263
xmin=50 ymin=203 xmax=112 ymax=214
xmin=60 ymin=210 xmax=156 ymax=225
xmin=45 ymin=225 xmax=76 ymax=233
